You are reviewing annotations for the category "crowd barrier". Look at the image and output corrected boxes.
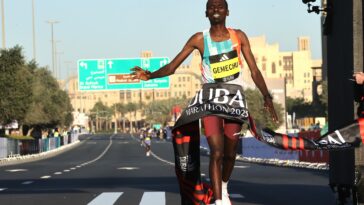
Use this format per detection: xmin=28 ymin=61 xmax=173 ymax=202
xmin=0 ymin=132 xmax=80 ymax=160
xmin=200 ymin=130 xmax=329 ymax=164
xmin=297 ymin=131 xmax=329 ymax=163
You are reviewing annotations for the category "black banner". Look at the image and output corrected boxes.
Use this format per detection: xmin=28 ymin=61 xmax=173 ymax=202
xmin=174 ymin=83 xmax=248 ymax=130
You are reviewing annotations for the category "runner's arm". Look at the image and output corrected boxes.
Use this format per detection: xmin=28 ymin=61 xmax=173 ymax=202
xmin=131 ymin=32 xmax=203 ymax=80
xmin=237 ymin=29 xmax=279 ymax=122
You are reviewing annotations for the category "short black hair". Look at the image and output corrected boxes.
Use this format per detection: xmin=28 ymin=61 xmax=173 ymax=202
xmin=206 ymin=0 xmax=229 ymax=10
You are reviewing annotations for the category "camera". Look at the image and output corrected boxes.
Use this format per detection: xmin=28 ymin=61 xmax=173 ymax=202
xmin=302 ymin=0 xmax=316 ymax=4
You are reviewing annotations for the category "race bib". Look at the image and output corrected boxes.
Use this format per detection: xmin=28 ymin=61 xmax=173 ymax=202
xmin=209 ymin=50 xmax=240 ymax=82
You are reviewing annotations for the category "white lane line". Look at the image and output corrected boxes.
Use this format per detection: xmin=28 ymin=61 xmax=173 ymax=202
xmin=234 ymin=165 xmax=249 ymax=169
xmin=40 ymin=175 xmax=51 ymax=179
xmin=6 ymin=169 xmax=28 ymax=172
xmin=54 ymin=172 xmax=62 ymax=175
xmin=0 ymin=188 xmax=7 ymax=191
xmin=70 ymin=167 xmax=76 ymax=170
xmin=21 ymin=181 xmax=34 ymax=185
xmin=150 ymin=152 xmax=174 ymax=166
xmin=64 ymin=169 xmax=70 ymax=172
xmin=139 ymin=192 xmax=165 ymax=205
xmin=87 ymin=192 xmax=123 ymax=205
xmin=130 ymin=133 xmax=174 ymax=166
xmin=81 ymin=134 xmax=115 ymax=166
xmin=230 ymin=193 xmax=245 ymax=199
xmin=117 ymin=167 xmax=139 ymax=170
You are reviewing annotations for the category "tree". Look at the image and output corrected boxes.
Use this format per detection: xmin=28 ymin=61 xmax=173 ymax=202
xmin=244 ymin=89 xmax=283 ymax=130
xmin=23 ymin=67 xmax=74 ymax=136
xmin=126 ymin=102 xmax=138 ymax=132
xmin=0 ymin=46 xmax=33 ymax=125
xmin=90 ymin=101 xmax=112 ymax=132
xmin=112 ymin=103 xmax=128 ymax=132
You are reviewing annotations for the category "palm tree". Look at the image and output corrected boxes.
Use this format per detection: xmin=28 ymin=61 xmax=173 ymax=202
xmin=126 ymin=102 xmax=138 ymax=133
xmin=90 ymin=101 xmax=112 ymax=132
xmin=112 ymin=103 xmax=128 ymax=132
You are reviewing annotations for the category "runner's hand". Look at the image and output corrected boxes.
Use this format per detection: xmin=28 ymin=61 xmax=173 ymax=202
xmin=353 ymin=72 xmax=364 ymax=85
xmin=131 ymin=66 xmax=151 ymax=81
xmin=264 ymin=98 xmax=279 ymax=123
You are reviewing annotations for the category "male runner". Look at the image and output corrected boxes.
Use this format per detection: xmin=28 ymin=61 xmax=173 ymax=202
xmin=131 ymin=0 xmax=278 ymax=204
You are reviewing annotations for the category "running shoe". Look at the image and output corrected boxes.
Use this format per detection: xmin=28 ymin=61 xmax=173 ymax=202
xmin=222 ymin=191 xmax=231 ymax=205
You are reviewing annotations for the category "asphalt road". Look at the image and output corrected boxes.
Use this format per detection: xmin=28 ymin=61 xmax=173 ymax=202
xmin=0 ymin=133 xmax=336 ymax=205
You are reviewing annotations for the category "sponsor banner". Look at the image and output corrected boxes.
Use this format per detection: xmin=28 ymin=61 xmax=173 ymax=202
xmin=173 ymin=83 xmax=248 ymax=130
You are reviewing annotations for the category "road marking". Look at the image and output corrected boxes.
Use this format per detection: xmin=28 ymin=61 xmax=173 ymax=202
xmin=234 ymin=165 xmax=249 ymax=169
xmin=0 ymin=188 xmax=7 ymax=191
xmin=64 ymin=169 xmax=70 ymax=172
xmin=87 ymin=142 xmax=97 ymax=144
xmin=117 ymin=167 xmax=139 ymax=170
xmin=6 ymin=169 xmax=28 ymax=172
xmin=139 ymin=192 xmax=165 ymax=205
xmin=81 ymin=134 xmax=115 ymax=166
xmin=118 ymin=142 xmax=129 ymax=144
xmin=150 ymin=152 xmax=174 ymax=166
xmin=230 ymin=193 xmax=245 ymax=199
xmin=54 ymin=172 xmax=62 ymax=175
xmin=70 ymin=167 xmax=76 ymax=170
xmin=40 ymin=175 xmax=51 ymax=179
xmin=87 ymin=192 xmax=123 ymax=205
xmin=21 ymin=181 xmax=34 ymax=185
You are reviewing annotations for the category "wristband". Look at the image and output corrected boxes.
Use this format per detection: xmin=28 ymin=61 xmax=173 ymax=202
xmin=263 ymin=94 xmax=273 ymax=101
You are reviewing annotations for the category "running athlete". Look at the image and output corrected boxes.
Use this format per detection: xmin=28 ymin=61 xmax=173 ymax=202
xmin=144 ymin=128 xmax=152 ymax=156
xmin=131 ymin=0 xmax=278 ymax=204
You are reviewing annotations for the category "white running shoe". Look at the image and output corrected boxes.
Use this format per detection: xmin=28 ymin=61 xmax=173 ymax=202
xmin=146 ymin=151 xmax=150 ymax=156
xmin=222 ymin=191 xmax=231 ymax=205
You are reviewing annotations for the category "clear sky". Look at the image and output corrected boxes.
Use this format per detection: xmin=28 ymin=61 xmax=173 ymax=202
xmin=5 ymin=0 xmax=322 ymax=80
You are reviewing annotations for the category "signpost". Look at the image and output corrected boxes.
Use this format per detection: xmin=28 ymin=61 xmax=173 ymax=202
xmin=77 ymin=57 xmax=170 ymax=91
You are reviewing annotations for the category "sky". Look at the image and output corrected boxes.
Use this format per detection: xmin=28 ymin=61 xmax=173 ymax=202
xmin=5 ymin=0 xmax=323 ymax=80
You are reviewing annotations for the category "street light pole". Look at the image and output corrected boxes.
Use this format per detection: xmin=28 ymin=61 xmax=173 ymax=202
xmin=32 ymin=0 xmax=36 ymax=60
xmin=1 ymin=0 xmax=5 ymax=49
xmin=46 ymin=20 xmax=59 ymax=77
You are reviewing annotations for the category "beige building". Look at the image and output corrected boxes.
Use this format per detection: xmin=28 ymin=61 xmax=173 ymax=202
xmin=242 ymin=36 xmax=321 ymax=102
xmin=67 ymin=36 xmax=321 ymax=122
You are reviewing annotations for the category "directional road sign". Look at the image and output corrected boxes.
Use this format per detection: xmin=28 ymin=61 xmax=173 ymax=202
xmin=77 ymin=57 xmax=170 ymax=91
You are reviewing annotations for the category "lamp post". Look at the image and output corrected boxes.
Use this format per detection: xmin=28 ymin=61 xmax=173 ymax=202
xmin=46 ymin=20 xmax=59 ymax=77
xmin=32 ymin=0 xmax=36 ymax=60
xmin=1 ymin=0 xmax=5 ymax=48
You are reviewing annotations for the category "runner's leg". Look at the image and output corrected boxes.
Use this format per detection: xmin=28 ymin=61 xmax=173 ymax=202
xmin=203 ymin=115 xmax=224 ymax=201
xmin=222 ymin=120 xmax=241 ymax=182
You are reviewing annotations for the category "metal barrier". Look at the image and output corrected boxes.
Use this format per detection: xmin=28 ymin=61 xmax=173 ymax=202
xmin=200 ymin=131 xmax=329 ymax=164
xmin=242 ymin=137 xmax=300 ymax=160
xmin=0 ymin=132 xmax=80 ymax=160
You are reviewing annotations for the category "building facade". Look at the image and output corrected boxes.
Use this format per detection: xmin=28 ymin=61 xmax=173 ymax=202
xmin=67 ymin=36 xmax=321 ymax=120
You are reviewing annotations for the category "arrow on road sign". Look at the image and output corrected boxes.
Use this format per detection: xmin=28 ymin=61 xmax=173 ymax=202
xmin=108 ymin=61 xmax=113 ymax=69
xmin=80 ymin=62 xmax=88 ymax=69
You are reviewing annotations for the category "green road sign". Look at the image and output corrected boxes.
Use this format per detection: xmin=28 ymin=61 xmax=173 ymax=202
xmin=77 ymin=57 xmax=170 ymax=91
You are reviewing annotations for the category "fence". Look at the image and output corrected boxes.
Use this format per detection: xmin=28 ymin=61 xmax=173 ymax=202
xmin=0 ymin=132 xmax=80 ymax=160
xmin=200 ymin=130 xmax=329 ymax=164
